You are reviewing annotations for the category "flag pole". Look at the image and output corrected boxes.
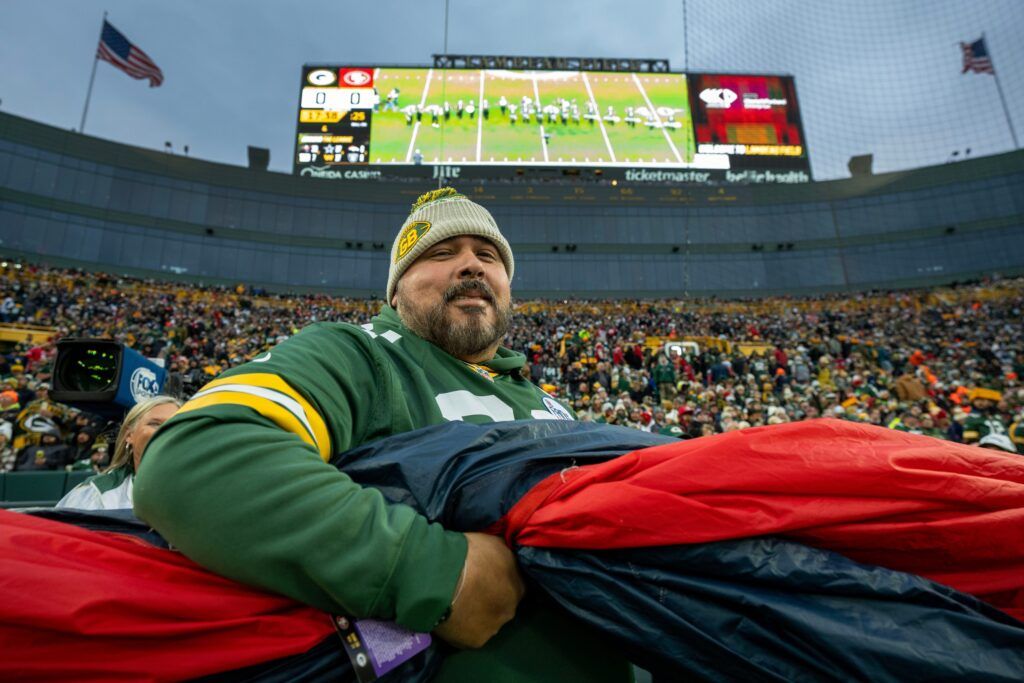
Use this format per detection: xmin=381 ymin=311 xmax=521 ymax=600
xmin=986 ymin=33 xmax=1020 ymax=149
xmin=79 ymin=11 xmax=107 ymax=134
xmin=437 ymin=0 xmax=450 ymax=189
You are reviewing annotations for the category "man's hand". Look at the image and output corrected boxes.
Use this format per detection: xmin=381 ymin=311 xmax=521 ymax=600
xmin=434 ymin=532 xmax=525 ymax=649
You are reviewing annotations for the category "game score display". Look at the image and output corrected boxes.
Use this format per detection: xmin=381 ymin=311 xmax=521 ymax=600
xmin=296 ymin=67 xmax=376 ymax=166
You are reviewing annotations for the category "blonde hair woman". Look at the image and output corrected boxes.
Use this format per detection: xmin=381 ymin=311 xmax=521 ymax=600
xmin=56 ymin=396 xmax=181 ymax=510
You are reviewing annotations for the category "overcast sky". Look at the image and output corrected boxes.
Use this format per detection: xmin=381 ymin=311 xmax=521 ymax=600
xmin=1 ymin=0 xmax=1021 ymax=179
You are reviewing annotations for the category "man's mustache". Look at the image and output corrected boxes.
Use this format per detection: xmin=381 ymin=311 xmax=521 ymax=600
xmin=444 ymin=280 xmax=495 ymax=304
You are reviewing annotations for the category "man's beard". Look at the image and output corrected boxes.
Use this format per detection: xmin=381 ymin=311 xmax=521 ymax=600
xmin=396 ymin=280 xmax=512 ymax=358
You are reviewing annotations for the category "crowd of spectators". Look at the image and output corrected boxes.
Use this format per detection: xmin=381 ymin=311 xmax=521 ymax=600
xmin=1 ymin=259 xmax=1022 ymax=473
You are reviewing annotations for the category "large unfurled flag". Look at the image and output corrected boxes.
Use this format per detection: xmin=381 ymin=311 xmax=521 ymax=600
xmin=960 ymin=37 xmax=994 ymax=74
xmin=96 ymin=20 xmax=164 ymax=87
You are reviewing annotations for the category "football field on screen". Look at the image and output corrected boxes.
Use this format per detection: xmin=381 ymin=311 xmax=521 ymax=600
xmin=368 ymin=68 xmax=696 ymax=166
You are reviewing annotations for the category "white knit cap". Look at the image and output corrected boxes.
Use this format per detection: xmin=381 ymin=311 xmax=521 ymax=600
xmin=387 ymin=188 xmax=514 ymax=303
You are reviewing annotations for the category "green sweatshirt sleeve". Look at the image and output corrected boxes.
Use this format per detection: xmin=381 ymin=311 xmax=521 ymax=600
xmin=133 ymin=324 xmax=467 ymax=632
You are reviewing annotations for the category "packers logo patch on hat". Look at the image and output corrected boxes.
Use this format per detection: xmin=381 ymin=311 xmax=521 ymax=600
xmin=396 ymin=221 xmax=431 ymax=262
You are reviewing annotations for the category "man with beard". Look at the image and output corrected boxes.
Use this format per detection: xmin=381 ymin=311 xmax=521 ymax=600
xmin=136 ymin=188 xmax=627 ymax=682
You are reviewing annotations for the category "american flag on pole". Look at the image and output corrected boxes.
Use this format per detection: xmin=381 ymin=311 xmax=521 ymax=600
xmin=960 ymin=37 xmax=994 ymax=75
xmin=97 ymin=20 xmax=164 ymax=87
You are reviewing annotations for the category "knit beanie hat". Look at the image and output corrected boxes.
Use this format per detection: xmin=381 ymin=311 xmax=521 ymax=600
xmin=969 ymin=387 xmax=1002 ymax=402
xmin=386 ymin=187 xmax=514 ymax=304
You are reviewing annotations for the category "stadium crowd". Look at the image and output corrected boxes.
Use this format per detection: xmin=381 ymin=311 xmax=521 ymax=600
xmin=1 ymin=259 xmax=1022 ymax=473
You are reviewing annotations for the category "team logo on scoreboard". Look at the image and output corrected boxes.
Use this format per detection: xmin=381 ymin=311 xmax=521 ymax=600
xmin=341 ymin=69 xmax=373 ymax=87
xmin=307 ymin=69 xmax=337 ymax=86
xmin=396 ymin=221 xmax=431 ymax=261
xmin=699 ymin=88 xmax=738 ymax=109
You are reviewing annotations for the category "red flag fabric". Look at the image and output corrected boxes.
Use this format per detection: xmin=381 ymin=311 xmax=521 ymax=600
xmin=0 ymin=511 xmax=331 ymax=682
xmin=3 ymin=419 xmax=1023 ymax=680
xmin=494 ymin=420 xmax=1024 ymax=620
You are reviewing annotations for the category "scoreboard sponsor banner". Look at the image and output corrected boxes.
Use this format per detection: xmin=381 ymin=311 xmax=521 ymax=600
xmin=688 ymin=74 xmax=808 ymax=167
xmin=294 ymin=66 xmax=812 ymax=182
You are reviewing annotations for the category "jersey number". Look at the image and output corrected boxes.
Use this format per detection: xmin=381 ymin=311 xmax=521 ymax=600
xmin=434 ymin=390 xmax=559 ymax=422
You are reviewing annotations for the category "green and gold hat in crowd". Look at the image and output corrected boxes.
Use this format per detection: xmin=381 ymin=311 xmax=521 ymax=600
xmin=969 ymin=387 xmax=1002 ymax=402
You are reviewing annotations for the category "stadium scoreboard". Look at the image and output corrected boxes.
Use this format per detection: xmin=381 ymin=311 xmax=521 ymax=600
xmin=294 ymin=65 xmax=811 ymax=184
xmin=296 ymin=67 xmax=377 ymax=164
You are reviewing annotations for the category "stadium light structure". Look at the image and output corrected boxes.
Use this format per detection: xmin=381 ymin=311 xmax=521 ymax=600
xmin=848 ymin=154 xmax=873 ymax=177
xmin=248 ymin=146 xmax=270 ymax=171
xmin=432 ymin=54 xmax=670 ymax=73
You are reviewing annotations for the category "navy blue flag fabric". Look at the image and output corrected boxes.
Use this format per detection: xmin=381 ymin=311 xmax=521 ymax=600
xmin=336 ymin=420 xmax=1024 ymax=682
xmin=21 ymin=421 xmax=1024 ymax=681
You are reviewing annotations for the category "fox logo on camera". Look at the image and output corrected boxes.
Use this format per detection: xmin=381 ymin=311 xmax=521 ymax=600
xmin=130 ymin=367 xmax=161 ymax=402
xmin=52 ymin=339 xmax=168 ymax=419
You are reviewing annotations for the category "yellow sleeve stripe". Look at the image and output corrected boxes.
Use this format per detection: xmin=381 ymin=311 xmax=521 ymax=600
xmin=202 ymin=373 xmax=331 ymax=457
xmin=181 ymin=373 xmax=331 ymax=461
xmin=178 ymin=391 xmax=324 ymax=457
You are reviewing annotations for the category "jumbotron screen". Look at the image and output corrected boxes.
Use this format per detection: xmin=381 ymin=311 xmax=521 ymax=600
xmin=293 ymin=66 xmax=810 ymax=178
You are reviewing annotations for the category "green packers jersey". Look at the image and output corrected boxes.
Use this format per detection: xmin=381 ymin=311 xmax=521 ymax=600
xmin=963 ymin=414 xmax=1009 ymax=443
xmin=136 ymin=305 xmax=626 ymax=682
xmin=1009 ymin=420 xmax=1024 ymax=453
xmin=56 ymin=467 xmax=133 ymax=510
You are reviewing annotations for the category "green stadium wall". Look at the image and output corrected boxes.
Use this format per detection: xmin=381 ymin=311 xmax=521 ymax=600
xmin=1 ymin=112 xmax=1022 ymax=297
